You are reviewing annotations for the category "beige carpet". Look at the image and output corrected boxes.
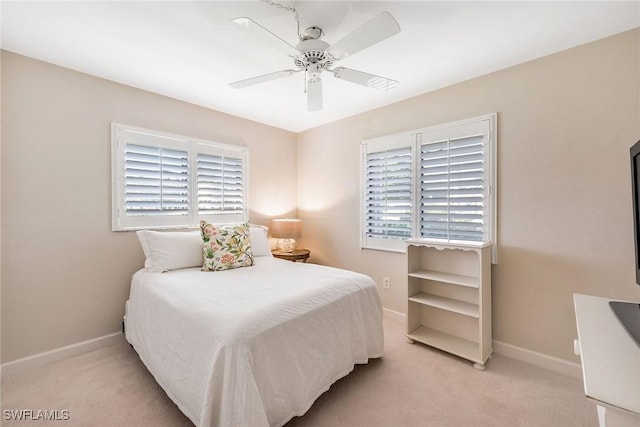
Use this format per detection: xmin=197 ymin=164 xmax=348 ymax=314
xmin=1 ymin=312 xmax=597 ymax=426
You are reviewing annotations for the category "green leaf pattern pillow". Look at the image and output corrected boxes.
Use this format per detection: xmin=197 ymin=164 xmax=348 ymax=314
xmin=200 ymin=221 xmax=254 ymax=271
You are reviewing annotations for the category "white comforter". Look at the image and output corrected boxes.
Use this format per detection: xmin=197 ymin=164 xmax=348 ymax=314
xmin=125 ymin=257 xmax=384 ymax=427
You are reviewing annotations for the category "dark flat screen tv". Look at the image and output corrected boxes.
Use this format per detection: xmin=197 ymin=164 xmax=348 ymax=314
xmin=632 ymin=139 xmax=640 ymax=285
xmin=609 ymin=139 xmax=640 ymax=347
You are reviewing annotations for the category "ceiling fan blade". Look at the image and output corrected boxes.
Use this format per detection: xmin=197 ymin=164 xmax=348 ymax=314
xmin=332 ymin=67 xmax=398 ymax=91
xmin=307 ymin=78 xmax=323 ymax=111
xmin=327 ymin=11 xmax=400 ymax=61
xmin=230 ymin=17 xmax=299 ymax=57
xmin=229 ymin=70 xmax=298 ymax=88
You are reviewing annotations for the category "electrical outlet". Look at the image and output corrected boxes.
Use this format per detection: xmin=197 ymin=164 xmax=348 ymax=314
xmin=382 ymin=277 xmax=390 ymax=289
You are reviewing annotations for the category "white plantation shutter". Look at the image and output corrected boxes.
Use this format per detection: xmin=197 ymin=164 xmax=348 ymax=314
xmin=365 ymin=148 xmax=412 ymax=238
xmin=124 ymin=144 xmax=189 ymax=216
xmin=112 ymin=124 xmax=248 ymax=230
xmin=420 ymin=133 xmax=487 ymax=241
xmin=361 ymin=135 xmax=413 ymax=252
xmin=197 ymin=153 xmax=245 ymax=216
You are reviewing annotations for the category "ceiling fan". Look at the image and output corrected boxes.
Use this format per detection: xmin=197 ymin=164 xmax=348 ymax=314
xmin=229 ymin=10 xmax=401 ymax=111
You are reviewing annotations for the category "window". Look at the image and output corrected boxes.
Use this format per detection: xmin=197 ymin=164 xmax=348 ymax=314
xmin=112 ymin=124 xmax=248 ymax=231
xmin=196 ymin=152 xmax=244 ymax=216
xmin=361 ymin=114 xmax=497 ymax=257
xmin=123 ymin=144 xmax=190 ymax=218
xmin=419 ymin=120 xmax=491 ymax=242
xmin=361 ymin=134 xmax=414 ymax=252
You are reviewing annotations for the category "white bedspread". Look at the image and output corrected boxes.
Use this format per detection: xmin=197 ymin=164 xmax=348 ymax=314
xmin=125 ymin=257 xmax=384 ymax=427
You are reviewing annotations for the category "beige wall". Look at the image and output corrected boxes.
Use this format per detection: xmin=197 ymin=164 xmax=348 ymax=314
xmin=0 ymin=51 xmax=298 ymax=363
xmin=297 ymin=28 xmax=640 ymax=362
xmin=0 ymin=41 xmax=3 ymax=370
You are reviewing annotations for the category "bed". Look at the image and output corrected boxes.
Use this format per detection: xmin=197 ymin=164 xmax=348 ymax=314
xmin=125 ymin=227 xmax=384 ymax=427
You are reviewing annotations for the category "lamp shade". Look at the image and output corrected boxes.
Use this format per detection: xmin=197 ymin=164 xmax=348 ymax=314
xmin=271 ymin=219 xmax=302 ymax=239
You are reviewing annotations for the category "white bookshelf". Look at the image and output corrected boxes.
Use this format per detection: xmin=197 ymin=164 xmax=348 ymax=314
xmin=406 ymin=239 xmax=492 ymax=369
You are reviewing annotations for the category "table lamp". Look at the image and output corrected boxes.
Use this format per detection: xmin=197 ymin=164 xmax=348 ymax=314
xmin=271 ymin=218 xmax=301 ymax=253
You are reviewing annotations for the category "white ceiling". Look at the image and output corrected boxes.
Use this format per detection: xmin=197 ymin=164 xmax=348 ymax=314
xmin=2 ymin=1 xmax=639 ymax=133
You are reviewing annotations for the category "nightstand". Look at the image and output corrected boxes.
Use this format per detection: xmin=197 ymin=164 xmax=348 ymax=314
xmin=272 ymin=249 xmax=310 ymax=263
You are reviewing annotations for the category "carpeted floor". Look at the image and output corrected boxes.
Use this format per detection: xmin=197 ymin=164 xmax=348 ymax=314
xmin=1 ymin=312 xmax=598 ymax=426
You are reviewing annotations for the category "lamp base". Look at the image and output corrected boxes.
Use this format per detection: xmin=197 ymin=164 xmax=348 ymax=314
xmin=276 ymin=238 xmax=296 ymax=253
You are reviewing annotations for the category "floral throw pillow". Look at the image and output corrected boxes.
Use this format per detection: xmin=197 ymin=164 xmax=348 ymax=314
xmin=200 ymin=221 xmax=254 ymax=271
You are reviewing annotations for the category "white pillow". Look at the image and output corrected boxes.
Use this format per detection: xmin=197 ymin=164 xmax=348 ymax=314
xmin=136 ymin=230 xmax=202 ymax=273
xmin=136 ymin=225 xmax=272 ymax=273
xmin=249 ymin=225 xmax=272 ymax=257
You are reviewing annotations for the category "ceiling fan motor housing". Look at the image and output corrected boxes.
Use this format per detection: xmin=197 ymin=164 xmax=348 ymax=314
xmin=294 ymin=38 xmax=332 ymax=71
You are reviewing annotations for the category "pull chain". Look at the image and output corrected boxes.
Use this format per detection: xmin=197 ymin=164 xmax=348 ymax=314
xmin=261 ymin=0 xmax=303 ymax=40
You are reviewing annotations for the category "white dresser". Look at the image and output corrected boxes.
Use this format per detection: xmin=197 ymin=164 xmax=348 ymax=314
xmin=573 ymin=293 xmax=640 ymax=426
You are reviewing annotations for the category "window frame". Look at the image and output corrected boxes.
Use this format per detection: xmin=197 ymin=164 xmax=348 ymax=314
xmin=360 ymin=114 xmax=497 ymax=260
xmin=111 ymin=123 xmax=249 ymax=231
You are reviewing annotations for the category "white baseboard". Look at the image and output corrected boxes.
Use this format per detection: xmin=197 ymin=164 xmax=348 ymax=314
xmin=492 ymin=340 xmax=582 ymax=378
xmin=383 ymin=308 xmax=582 ymax=378
xmin=383 ymin=307 xmax=406 ymax=319
xmin=1 ymin=332 xmax=124 ymax=378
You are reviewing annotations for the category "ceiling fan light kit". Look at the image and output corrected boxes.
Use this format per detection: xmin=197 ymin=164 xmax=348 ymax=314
xmin=229 ymin=6 xmax=401 ymax=112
